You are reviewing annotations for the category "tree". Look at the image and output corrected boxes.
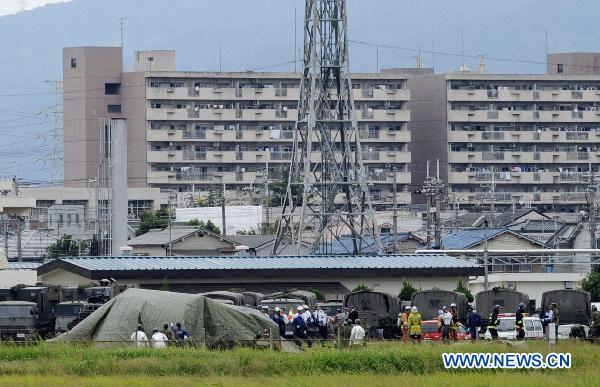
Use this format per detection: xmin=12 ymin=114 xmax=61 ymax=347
xmin=352 ymin=283 xmax=370 ymax=292
xmin=236 ymin=221 xmax=279 ymax=236
xmin=45 ymin=235 xmax=89 ymax=259
xmin=137 ymin=209 xmax=170 ymax=236
xmin=455 ymin=279 xmax=474 ymax=303
xmin=399 ymin=281 xmax=418 ymax=301
xmin=581 ymin=270 xmax=600 ymax=302
xmin=268 ymin=166 xmax=303 ymax=207
xmin=185 ymin=219 xmax=221 ymax=235
xmin=305 ymin=288 xmax=325 ymax=301
xmin=201 ymin=188 xmax=224 ymax=207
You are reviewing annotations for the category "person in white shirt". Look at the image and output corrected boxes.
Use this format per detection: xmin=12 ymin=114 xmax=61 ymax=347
xmin=441 ymin=306 xmax=453 ymax=340
xmin=151 ymin=328 xmax=169 ymax=349
xmin=130 ymin=324 xmax=148 ymax=348
xmin=349 ymin=320 xmax=366 ymax=346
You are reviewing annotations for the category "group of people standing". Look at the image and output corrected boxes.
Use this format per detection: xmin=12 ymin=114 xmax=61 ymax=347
xmin=130 ymin=322 xmax=189 ymax=348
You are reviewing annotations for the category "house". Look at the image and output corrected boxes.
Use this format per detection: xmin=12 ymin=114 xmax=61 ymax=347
xmin=126 ymin=226 xmax=274 ymax=256
xmin=446 ymin=209 xmax=550 ymax=229
xmin=327 ymin=233 xmax=425 ymax=254
xmin=440 ymin=227 xmax=547 ymax=250
xmin=36 ymin=254 xmax=483 ymax=299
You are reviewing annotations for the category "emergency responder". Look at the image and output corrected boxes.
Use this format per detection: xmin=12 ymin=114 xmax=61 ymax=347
xmin=292 ymin=306 xmax=312 ymax=347
xmin=590 ymin=305 xmax=600 ymax=338
xmin=488 ymin=305 xmax=502 ymax=340
xmin=515 ymin=303 xmax=526 ymax=340
xmin=437 ymin=310 xmax=443 ymax=333
xmin=131 ymin=324 xmax=148 ymax=348
xmin=271 ymin=306 xmax=286 ymax=338
xmin=441 ymin=306 xmax=452 ymax=341
xmin=450 ymin=303 xmax=459 ymax=340
xmin=467 ymin=309 xmax=481 ymax=340
xmin=551 ymin=302 xmax=560 ymax=327
xmin=314 ymin=305 xmax=329 ymax=345
xmin=348 ymin=305 xmax=359 ymax=324
xmin=401 ymin=306 xmax=411 ymax=341
xmin=408 ymin=306 xmax=422 ymax=342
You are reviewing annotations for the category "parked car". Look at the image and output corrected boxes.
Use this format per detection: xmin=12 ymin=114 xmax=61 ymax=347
xmin=557 ymin=324 xmax=590 ymax=339
xmin=421 ymin=320 xmax=472 ymax=341
xmin=484 ymin=314 xmax=544 ymax=340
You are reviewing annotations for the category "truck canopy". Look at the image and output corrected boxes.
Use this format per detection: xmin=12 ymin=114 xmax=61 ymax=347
xmin=476 ymin=289 xmax=529 ymax=316
xmin=411 ymin=290 xmax=469 ymax=322
xmin=199 ymin=291 xmax=245 ymax=306
xmin=344 ymin=291 xmax=401 ymax=325
xmin=541 ymin=290 xmax=591 ymax=325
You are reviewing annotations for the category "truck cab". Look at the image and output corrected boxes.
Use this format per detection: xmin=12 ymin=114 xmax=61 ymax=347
xmin=0 ymin=301 xmax=38 ymax=340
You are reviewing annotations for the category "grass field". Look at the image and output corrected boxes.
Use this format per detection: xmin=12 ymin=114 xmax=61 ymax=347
xmin=0 ymin=341 xmax=596 ymax=386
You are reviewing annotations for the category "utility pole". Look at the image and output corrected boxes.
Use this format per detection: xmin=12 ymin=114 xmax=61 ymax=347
xmin=167 ymin=190 xmax=173 ymax=256
xmin=265 ymin=161 xmax=270 ymax=227
xmin=490 ymin=167 xmax=496 ymax=227
xmin=585 ymin=159 xmax=597 ymax=249
xmin=423 ymin=160 xmax=444 ymax=249
xmin=392 ymin=167 xmax=398 ymax=251
xmin=483 ymin=237 xmax=489 ymax=291
xmin=221 ymin=183 xmax=226 ymax=236
xmin=13 ymin=176 xmax=22 ymax=261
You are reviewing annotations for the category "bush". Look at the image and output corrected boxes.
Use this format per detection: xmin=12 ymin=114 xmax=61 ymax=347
xmin=352 ymin=283 xmax=370 ymax=292
xmin=581 ymin=270 xmax=600 ymax=302
xmin=399 ymin=281 xmax=418 ymax=301
xmin=455 ymin=279 xmax=474 ymax=303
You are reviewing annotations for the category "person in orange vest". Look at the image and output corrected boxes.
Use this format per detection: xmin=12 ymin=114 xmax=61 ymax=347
xmin=400 ymin=306 xmax=411 ymax=341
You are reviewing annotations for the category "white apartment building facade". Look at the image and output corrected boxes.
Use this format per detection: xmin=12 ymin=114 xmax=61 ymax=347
xmin=445 ymin=56 xmax=600 ymax=212
xmin=63 ymin=47 xmax=412 ymax=208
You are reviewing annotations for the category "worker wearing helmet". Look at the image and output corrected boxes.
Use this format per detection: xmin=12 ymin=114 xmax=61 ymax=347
xmin=488 ymin=305 xmax=502 ymax=340
xmin=515 ymin=303 xmax=526 ymax=340
xmin=450 ymin=303 xmax=459 ymax=340
xmin=400 ymin=306 xmax=411 ymax=342
xmin=407 ymin=306 xmax=422 ymax=342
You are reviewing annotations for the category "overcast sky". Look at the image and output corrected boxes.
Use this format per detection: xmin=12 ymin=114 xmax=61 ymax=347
xmin=0 ymin=0 xmax=72 ymax=17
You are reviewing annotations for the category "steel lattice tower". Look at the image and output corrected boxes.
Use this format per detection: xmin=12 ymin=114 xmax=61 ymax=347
xmin=272 ymin=0 xmax=383 ymax=255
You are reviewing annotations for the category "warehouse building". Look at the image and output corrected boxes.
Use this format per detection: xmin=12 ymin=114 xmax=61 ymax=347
xmin=36 ymin=254 xmax=482 ymax=298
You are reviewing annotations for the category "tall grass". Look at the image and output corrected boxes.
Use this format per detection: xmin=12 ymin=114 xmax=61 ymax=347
xmin=0 ymin=341 xmax=595 ymax=377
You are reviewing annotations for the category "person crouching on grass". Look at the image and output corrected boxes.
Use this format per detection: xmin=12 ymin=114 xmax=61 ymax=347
xmin=408 ymin=306 xmax=422 ymax=342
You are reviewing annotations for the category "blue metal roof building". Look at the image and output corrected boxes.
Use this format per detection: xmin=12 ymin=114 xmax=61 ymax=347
xmin=440 ymin=228 xmax=547 ymax=250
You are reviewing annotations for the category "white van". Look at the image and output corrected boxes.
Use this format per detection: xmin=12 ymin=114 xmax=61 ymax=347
xmin=484 ymin=315 xmax=544 ymax=340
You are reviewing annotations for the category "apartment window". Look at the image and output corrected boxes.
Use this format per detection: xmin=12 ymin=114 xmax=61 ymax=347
xmin=150 ymin=82 xmax=161 ymax=88
xmin=107 ymin=104 xmax=122 ymax=113
xmin=557 ymin=64 xmax=564 ymax=73
xmin=105 ymin=83 xmax=121 ymax=95
xmin=67 ymin=214 xmax=72 ymax=226
xmin=75 ymin=214 xmax=80 ymax=224
xmin=59 ymin=214 xmax=64 ymax=224
xmin=70 ymin=58 xmax=76 ymax=68
xmin=151 ymin=102 xmax=162 ymax=109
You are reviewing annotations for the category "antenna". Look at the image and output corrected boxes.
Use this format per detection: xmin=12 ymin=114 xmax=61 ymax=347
xmin=219 ymin=41 xmax=222 ymax=72
xmin=460 ymin=27 xmax=465 ymax=71
xmin=294 ymin=5 xmax=297 ymax=72
xmin=120 ymin=16 xmax=126 ymax=47
xmin=432 ymin=26 xmax=435 ymax=72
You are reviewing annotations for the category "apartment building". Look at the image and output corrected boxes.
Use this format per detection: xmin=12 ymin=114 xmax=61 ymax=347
xmin=63 ymin=47 xmax=412 ymax=207
xmin=445 ymin=54 xmax=600 ymax=212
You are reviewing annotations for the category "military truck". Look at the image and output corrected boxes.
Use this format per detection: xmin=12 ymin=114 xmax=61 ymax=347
xmin=14 ymin=286 xmax=56 ymax=335
xmin=200 ymin=291 xmax=245 ymax=306
xmin=55 ymin=301 xmax=85 ymax=333
xmin=411 ymin=290 xmax=469 ymax=323
xmin=0 ymin=301 xmax=39 ymax=340
xmin=541 ymin=290 xmax=591 ymax=325
xmin=476 ymin=288 xmax=530 ymax=322
xmin=344 ymin=290 xmax=401 ymax=338
xmin=242 ymin=292 xmax=265 ymax=307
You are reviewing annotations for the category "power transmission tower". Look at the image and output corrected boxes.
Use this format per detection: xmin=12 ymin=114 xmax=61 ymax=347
xmin=583 ymin=160 xmax=599 ymax=249
xmin=422 ymin=160 xmax=444 ymax=249
xmin=272 ymin=0 xmax=383 ymax=255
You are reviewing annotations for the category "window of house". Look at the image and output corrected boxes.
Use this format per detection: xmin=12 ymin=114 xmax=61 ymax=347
xmin=70 ymin=58 xmax=76 ymax=68
xmin=105 ymin=83 xmax=121 ymax=95
xmin=67 ymin=214 xmax=72 ymax=226
xmin=59 ymin=214 xmax=63 ymax=224
xmin=75 ymin=214 xmax=80 ymax=224
xmin=107 ymin=104 xmax=122 ymax=113
xmin=557 ymin=64 xmax=564 ymax=73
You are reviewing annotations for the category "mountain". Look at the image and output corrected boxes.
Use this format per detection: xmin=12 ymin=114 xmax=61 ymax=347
xmin=0 ymin=0 xmax=599 ymax=181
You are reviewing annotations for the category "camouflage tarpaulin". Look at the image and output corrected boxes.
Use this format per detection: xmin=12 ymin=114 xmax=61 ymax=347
xmin=51 ymin=288 xmax=277 ymax=347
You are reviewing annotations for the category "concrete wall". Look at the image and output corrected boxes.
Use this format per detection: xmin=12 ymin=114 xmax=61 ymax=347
xmin=38 ymin=269 xmax=468 ymax=297
xmin=383 ymin=69 xmax=447 ymax=204
xmin=0 ymin=270 xmax=38 ymax=287
xmin=63 ymin=47 xmax=123 ymax=187
xmin=121 ymin=72 xmax=147 ymax=187
xmin=547 ymin=53 xmax=600 ymax=75
xmin=134 ymin=50 xmax=176 ymax=72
